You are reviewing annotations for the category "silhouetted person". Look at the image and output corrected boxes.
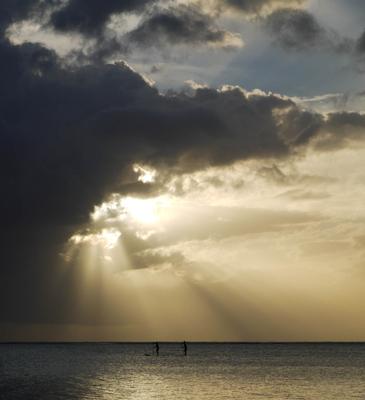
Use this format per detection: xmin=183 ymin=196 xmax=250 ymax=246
xmin=183 ymin=341 xmax=187 ymax=356
xmin=155 ymin=342 xmax=159 ymax=356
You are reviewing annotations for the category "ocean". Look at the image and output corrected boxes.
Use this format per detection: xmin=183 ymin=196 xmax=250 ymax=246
xmin=1 ymin=343 xmax=365 ymax=399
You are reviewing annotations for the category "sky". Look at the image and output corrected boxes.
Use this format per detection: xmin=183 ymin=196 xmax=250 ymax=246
xmin=2 ymin=0 xmax=365 ymax=342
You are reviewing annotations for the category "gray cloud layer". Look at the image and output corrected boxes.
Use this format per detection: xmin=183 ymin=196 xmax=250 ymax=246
xmin=5 ymin=0 xmax=364 ymax=64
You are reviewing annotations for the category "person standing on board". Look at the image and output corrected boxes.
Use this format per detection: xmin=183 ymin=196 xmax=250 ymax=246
xmin=155 ymin=342 xmax=159 ymax=356
xmin=183 ymin=341 xmax=187 ymax=356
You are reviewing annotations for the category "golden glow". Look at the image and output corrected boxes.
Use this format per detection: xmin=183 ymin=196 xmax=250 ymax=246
xmin=91 ymin=194 xmax=172 ymax=225
xmin=60 ymin=149 xmax=365 ymax=341
xmin=123 ymin=197 xmax=159 ymax=224
xmin=133 ymin=163 xmax=156 ymax=183
xmin=69 ymin=228 xmax=121 ymax=250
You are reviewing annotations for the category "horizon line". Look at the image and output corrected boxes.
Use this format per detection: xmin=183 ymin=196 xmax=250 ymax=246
xmin=2 ymin=341 xmax=365 ymax=345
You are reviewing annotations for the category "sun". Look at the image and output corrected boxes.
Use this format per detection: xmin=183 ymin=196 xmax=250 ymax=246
xmin=69 ymin=228 xmax=121 ymax=250
xmin=70 ymin=193 xmax=175 ymax=258
xmin=91 ymin=194 xmax=172 ymax=227
xmin=123 ymin=197 xmax=159 ymax=224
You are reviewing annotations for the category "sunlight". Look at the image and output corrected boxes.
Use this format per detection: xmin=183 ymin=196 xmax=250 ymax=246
xmin=123 ymin=197 xmax=159 ymax=224
xmin=67 ymin=194 xmax=173 ymax=265
xmin=69 ymin=228 xmax=121 ymax=250
xmin=133 ymin=164 xmax=156 ymax=184
xmin=91 ymin=194 xmax=173 ymax=226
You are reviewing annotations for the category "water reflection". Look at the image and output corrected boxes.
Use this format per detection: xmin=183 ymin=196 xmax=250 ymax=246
xmin=1 ymin=343 xmax=365 ymax=399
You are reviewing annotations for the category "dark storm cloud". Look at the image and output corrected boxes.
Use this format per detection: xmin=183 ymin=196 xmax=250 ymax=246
xmin=264 ymin=8 xmax=351 ymax=52
xmin=76 ymin=5 xmax=241 ymax=63
xmin=313 ymin=112 xmax=365 ymax=151
xmin=46 ymin=2 xmax=241 ymax=62
xmin=327 ymin=111 xmax=365 ymax=128
xmin=50 ymin=0 xmax=157 ymax=36
xmin=46 ymin=0 xmax=303 ymax=39
xmin=0 ymin=48 xmax=301 ymax=323
xmin=2 ymin=46 xmax=362 ymax=238
xmin=127 ymin=5 xmax=238 ymax=49
xmin=349 ymin=29 xmax=365 ymax=70
xmin=80 ymin=87 xmax=305 ymax=175
xmin=0 ymin=41 xmax=156 ymax=323
xmin=265 ymin=8 xmax=325 ymax=50
xmin=355 ymin=30 xmax=365 ymax=55
xmin=262 ymin=8 xmax=365 ymax=71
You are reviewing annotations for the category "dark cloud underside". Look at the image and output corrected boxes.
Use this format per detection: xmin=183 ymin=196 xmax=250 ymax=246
xmin=0 ymin=44 xmax=361 ymax=232
xmin=264 ymin=8 xmax=354 ymax=55
xmin=356 ymin=30 xmax=365 ymax=53
xmin=50 ymin=0 xmax=157 ymax=35
xmin=128 ymin=5 xmax=237 ymax=48
xmin=265 ymin=8 xmax=325 ymax=50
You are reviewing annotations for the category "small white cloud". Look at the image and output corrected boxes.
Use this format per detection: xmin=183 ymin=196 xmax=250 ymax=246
xmin=133 ymin=164 xmax=157 ymax=183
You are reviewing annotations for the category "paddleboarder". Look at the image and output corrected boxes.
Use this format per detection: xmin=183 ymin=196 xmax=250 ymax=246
xmin=155 ymin=342 xmax=159 ymax=356
xmin=183 ymin=341 xmax=187 ymax=356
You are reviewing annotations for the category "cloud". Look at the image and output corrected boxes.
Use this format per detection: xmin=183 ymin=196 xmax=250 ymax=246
xmin=46 ymin=0 xmax=306 ymax=40
xmin=264 ymin=8 xmax=351 ymax=53
xmin=78 ymin=5 xmax=243 ymax=62
xmin=140 ymin=206 xmax=321 ymax=247
xmin=94 ymin=200 xmax=322 ymax=275
xmin=313 ymin=112 xmax=365 ymax=151
xmin=265 ymin=8 xmax=325 ymax=50
xmin=301 ymin=240 xmax=352 ymax=256
xmin=0 ymin=0 xmax=60 ymax=40
xmin=356 ymin=30 xmax=365 ymax=54
xmin=2 ymin=11 xmax=365 ymax=325
xmin=216 ymin=0 xmax=305 ymax=15
xmin=1 ymin=46 xmax=363 ymax=236
xmin=131 ymin=251 xmax=186 ymax=270
xmin=353 ymin=30 xmax=365 ymax=67
xmin=278 ymin=189 xmax=330 ymax=201
xmin=3 ymin=1 xmax=365 ymax=343
xmin=127 ymin=5 xmax=243 ymax=50
xmin=344 ymin=29 xmax=365 ymax=72
xmin=50 ymin=0 xmax=157 ymax=36
xmin=46 ymin=2 xmax=243 ymax=61
xmin=0 ymin=52 xmax=290 ymax=321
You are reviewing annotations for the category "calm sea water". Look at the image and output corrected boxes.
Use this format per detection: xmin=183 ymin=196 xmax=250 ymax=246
xmin=1 ymin=343 xmax=365 ymax=399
